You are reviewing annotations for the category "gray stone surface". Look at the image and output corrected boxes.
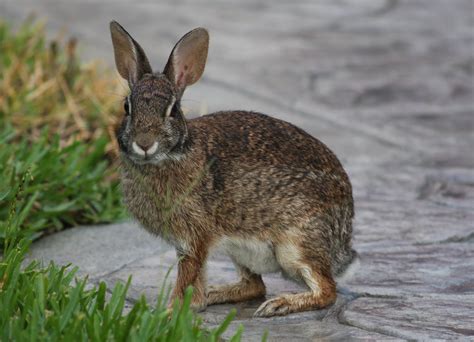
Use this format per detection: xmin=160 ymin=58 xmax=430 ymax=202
xmin=8 ymin=0 xmax=474 ymax=340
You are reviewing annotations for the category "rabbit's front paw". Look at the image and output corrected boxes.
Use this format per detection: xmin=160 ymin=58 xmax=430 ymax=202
xmin=253 ymin=296 xmax=291 ymax=317
xmin=168 ymin=294 xmax=207 ymax=312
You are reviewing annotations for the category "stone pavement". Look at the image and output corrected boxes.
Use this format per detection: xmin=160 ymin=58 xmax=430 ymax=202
xmin=3 ymin=0 xmax=473 ymax=340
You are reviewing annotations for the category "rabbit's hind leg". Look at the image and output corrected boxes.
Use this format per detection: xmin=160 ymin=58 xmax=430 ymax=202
xmin=207 ymin=264 xmax=266 ymax=305
xmin=254 ymin=242 xmax=336 ymax=317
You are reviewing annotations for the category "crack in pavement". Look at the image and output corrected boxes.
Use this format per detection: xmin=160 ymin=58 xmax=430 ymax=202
xmin=369 ymin=0 xmax=400 ymax=17
xmin=336 ymin=297 xmax=403 ymax=340
xmin=89 ymin=250 xmax=167 ymax=283
xmin=414 ymin=231 xmax=474 ymax=245
xmin=326 ymin=292 xmax=400 ymax=339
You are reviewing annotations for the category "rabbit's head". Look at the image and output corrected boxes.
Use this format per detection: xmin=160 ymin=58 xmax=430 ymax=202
xmin=110 ymin=21 xmax=209 ymax=165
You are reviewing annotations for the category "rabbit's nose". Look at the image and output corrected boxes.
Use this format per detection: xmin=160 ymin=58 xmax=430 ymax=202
xmin=133 ymin=135 xmax=158 ymax=155
xmin=136 ymin=140 xmax=153 ymax=151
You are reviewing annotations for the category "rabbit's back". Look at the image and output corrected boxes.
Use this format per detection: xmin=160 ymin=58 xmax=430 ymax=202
xmin=188 ymin=112 xmax=353 ymax=248
xmin=188 ymin=110 xmax=353 ymax=210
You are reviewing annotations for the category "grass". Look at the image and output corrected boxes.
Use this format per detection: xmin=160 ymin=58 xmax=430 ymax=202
xmin=0 ymin=18 xmax=127 ymax=246
xmin=0 ymin=18 xmax=243 ymax=340
xmin=0 ymin=125 xmax=126 ymax=245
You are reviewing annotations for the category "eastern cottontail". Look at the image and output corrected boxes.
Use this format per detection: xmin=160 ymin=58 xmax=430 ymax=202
xmin=110 ymin=21 xmax=358 ymax=317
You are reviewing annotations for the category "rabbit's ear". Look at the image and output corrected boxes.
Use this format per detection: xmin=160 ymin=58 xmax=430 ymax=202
xmin=163 ymin=28 xmax=209 ymax=95
xmin=110 ymin=21 xmax=152 ymax=86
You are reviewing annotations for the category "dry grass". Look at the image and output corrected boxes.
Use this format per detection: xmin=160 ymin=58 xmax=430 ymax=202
xmin=0 ymin=17 xmax=125 ymax=157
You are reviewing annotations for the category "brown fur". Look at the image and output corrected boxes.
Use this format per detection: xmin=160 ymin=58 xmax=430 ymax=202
xmin=110 ymin=21 xmax=356 ymax=317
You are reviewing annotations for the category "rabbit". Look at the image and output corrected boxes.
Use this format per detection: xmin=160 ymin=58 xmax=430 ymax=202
xmin=109 ymin=20 xmax=358 ymax=318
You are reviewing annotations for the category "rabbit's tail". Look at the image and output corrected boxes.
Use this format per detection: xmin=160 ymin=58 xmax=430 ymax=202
xmin=326 ymin=203 xmax=357 ymax=282
xmin=334 ymin=249 xmax=360 ymax=284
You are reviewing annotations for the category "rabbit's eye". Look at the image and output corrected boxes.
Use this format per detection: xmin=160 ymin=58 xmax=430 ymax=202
xmin=124 ymin=96 xmax=131 ymax=115
xmin=168 ymin=104 xmax=176 ymax=118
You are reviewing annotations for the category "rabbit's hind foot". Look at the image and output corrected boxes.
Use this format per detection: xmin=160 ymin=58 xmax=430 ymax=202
xmin=254 ymin=244 xmax=337 ymax=317
xmin=253 ymin=268 xmax=336 ymax=317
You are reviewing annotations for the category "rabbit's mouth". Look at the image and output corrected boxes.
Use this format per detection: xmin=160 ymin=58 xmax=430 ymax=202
xmin=128 ymin=155 xmax=154 ymax=165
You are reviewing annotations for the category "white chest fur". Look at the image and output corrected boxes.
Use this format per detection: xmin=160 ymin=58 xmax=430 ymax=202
xmin=214 ymin=237 xmax=281 ymax=275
